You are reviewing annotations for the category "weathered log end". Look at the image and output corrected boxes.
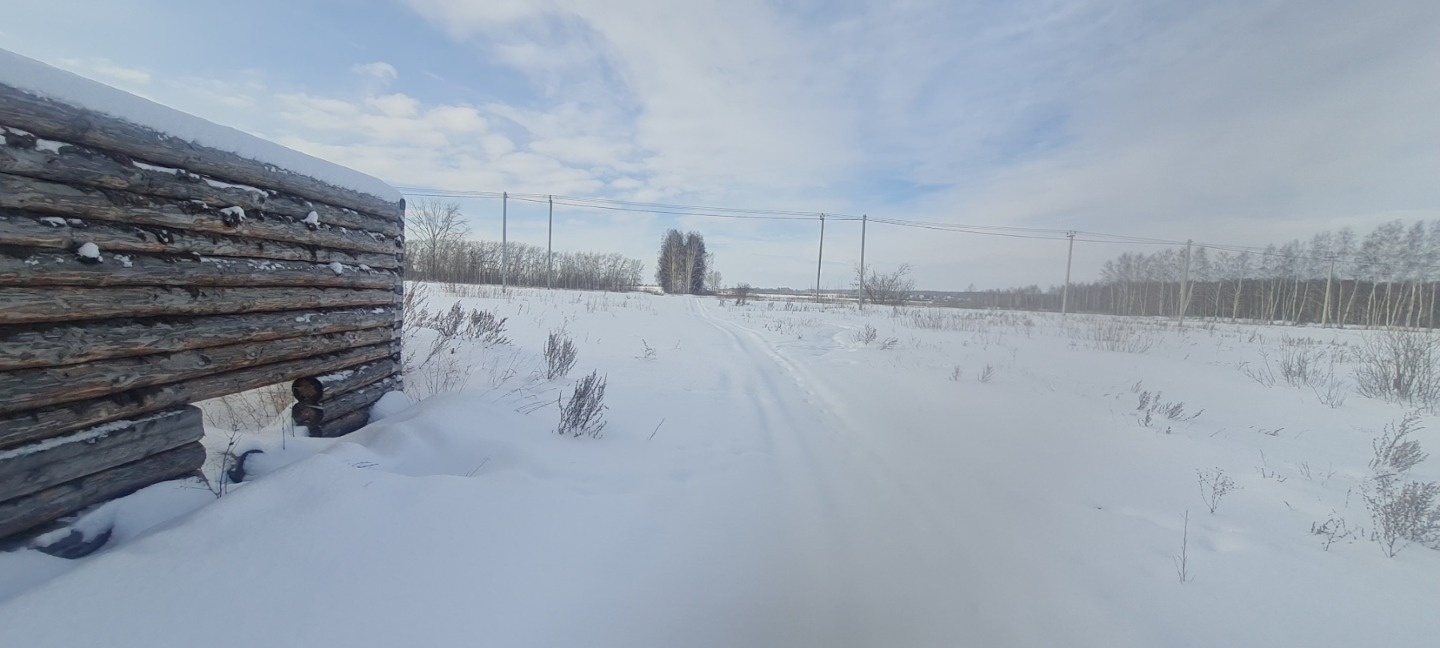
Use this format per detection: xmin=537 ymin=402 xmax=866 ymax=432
xmin=291 ymin=403 xmax=324 ymax=428
xmin=315 ymin=408 xmax=371 ymax=438
xmin=290 ymin=358 xmax=398 ymax=405
xmin=292 ymin=376 xmax=324 ymax=404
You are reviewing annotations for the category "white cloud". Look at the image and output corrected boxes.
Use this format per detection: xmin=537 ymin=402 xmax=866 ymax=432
xmin=366 ymin=93 xmax=421 ymax=118
xmin=405 ymin=0 xmax=863 ymax=198
xmin=351 ymin=62 xmax=398 ymax=84
xmin=9 ymin=0 xmax=1437 ymax=289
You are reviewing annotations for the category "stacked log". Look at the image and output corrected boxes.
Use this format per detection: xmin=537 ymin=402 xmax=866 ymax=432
xmin=0 ymin=407 xmax=204 ymax=539
xmin=290 ymin=360 xmax=402 ymax=437
xmin=0 ymin=76 xmax=405 ymax=541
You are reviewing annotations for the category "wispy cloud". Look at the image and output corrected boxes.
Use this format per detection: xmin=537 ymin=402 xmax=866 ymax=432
xmin=4 ymin=0 xmax=1437 ymax=288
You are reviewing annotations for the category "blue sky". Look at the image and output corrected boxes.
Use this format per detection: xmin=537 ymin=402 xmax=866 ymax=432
xmin=3 ymin=0 xmax=1437 ymax=290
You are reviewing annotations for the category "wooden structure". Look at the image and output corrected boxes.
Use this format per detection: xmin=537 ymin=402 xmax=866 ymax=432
xmin=0 ymin=60 xmax=405 ymax=540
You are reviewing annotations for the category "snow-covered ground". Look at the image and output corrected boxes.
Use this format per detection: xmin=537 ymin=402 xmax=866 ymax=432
xmin=2 ymin=284 xmax=1438 ymax=647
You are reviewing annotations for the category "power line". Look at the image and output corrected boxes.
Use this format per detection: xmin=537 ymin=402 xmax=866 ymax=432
xmin=394 ymin=186 xmax=1440 ymax=270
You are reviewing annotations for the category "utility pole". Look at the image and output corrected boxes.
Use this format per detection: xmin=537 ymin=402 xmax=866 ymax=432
xmin=1178 ymin=239 xmax=1192 ymax=325
xmin=858 ymin=214 xmax=867 ymax=308
xmin=1322 ymin=256 xmax=1335 ymax=326
xmin=1062 ymin=231 xmax=1076 ymax=315
xmin=815 ymin=213 xmax=826 ymax=303
xmin=501 ymin=191 xmax=508 ymax=292
xmin=547 ymin=195 xmax=553 ymax=290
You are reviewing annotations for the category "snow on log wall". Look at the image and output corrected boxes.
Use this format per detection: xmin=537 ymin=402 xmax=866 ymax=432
xmin=0 ymin=54 xmax=405 ymax=540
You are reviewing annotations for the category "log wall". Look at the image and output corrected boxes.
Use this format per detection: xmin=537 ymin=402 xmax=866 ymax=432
xmin=0 ymin=78 xmax=405 ymax=540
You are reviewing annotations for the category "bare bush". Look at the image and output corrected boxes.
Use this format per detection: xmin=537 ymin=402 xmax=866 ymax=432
xmin=879 ymin=337 xmax=899 ymax=350
xmin=1075 ymin=318 xmax=1157 ymax=354
xmin=1239 ymin=354 xmax=1278 ymax=387
xmin=904 ymin=308 xmax=1033 ymax=333
xmin=1353 ymin=329 xmax=1440 ymax=411
xmin=423 ymin=302 xmax=510 ymax=347
xmin=401 ymin=286 xmax=508 ymax=398
xmin=557 ymin=371 xmax=608 ymax=438
xmin=734 ymin=283 xmax=753 ymax=305
xmin=413 ymin=350 xmax=470 ymax=398
xmin=853 ymin=324 xmax=878 ymax=345
xmin=1369 ymin=412 xmax=1428 ymax=479
xmin=1361 ymin=412 xmax=1440 ymax=557
xmin=1311 ymin=514 xmax=1355 ymax=551
xmin=855 ymin=263 xmax=914 ymax=306
xmin=1136 ymin=389 xmax=1203 ymax=431
xmin=977 ymin=364 xmax=995 ymax=383
xmin=1312 ymin=379 xmax=1350 ymax=408
xmin=949 ymin=366 xmax=963 ymax=381
xmin=1364 ymin=478 xmax=1440 ymax=557
xmin=1276 ymin=341 xmax=1335 ymax=389
xmin=1197 ymin=467 xmax=1238 ymax=514
xmin=544 ymin=330 xmax=578 ymax=380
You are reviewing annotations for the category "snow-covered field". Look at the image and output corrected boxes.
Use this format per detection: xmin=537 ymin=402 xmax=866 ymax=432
xmin=2 ymin=284 xmax=1438 ymax=647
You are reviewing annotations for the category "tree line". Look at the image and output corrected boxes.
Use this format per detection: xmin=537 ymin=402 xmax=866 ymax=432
xmin=1077 ymin=219 xmax=1440 ymax=328
xmin=405 ymin=200 xmax=644 ymax=291
xmin=963 ymin=219 xmax=1440 ymax=328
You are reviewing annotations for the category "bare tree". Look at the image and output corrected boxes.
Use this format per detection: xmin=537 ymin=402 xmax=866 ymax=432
xmin=406 ymin=200 xmax=468 ymax=281
xmin=855 ymin=263 xmax=914 ymax=306
xmin=705 ymin=264 xmax=723 ymax=294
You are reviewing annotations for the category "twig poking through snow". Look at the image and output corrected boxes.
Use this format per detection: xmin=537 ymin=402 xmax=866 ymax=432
xmin=1174 ymin=510 xmax=1193 ymax=583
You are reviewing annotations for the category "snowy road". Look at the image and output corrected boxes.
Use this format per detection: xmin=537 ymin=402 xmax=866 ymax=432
xmin=2 ymin=289 xmax=1438 ymax=647
xmin=685 ymin=297 xmax=1145 ymax=646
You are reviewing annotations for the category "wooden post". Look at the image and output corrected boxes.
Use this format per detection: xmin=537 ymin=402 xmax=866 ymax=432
xmin=859 ymin=214 xmax=867 ymax=308
xmin=547 ymin=195 xmax=553 ymax=290
xmin=816 ymin=213 xmax=826 ymax=303
xmin=502 ymin=191 xmax=509 ymax=291
xmin=1178 ymin=239 xmax=1193 ymax=325
xmin=1062 ymin=231 xmax=1075 ymax=315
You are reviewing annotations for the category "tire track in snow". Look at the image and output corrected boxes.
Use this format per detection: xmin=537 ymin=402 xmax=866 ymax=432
xmin=692 ymin=299 xmax=977 ymax=550
xmin=687 ymin=298 xmax=992 ymax=646
xmin=683 ymin=297 xmax=862 ymax=644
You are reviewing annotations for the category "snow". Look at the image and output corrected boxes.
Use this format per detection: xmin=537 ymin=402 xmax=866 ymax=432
xmin=131 ymin=160 xmax=185 ymax=175
xmin=33 ymin=138 xmax=64 ymax=153
xmin=0 ymin=285 xmax=1437 ymax=647
xmin=38 ymin=217 xmax=67 ymax=227
xmin=369 ymin=391 xmax=413 ymax=423
xmin=218 ymin=206 xmax=245 ymax=221
xmin=302 ymin=211 xmax=320 ymax=227
xmin=202 ymin=177 xmax=269 ymax=197
xmin=0 ymin=48 xmax=400 ymax=204
xmin=75 ymin=241 xmax=100 ymax=261
xmin=327 ymin=261 xmax=345 ymax=275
